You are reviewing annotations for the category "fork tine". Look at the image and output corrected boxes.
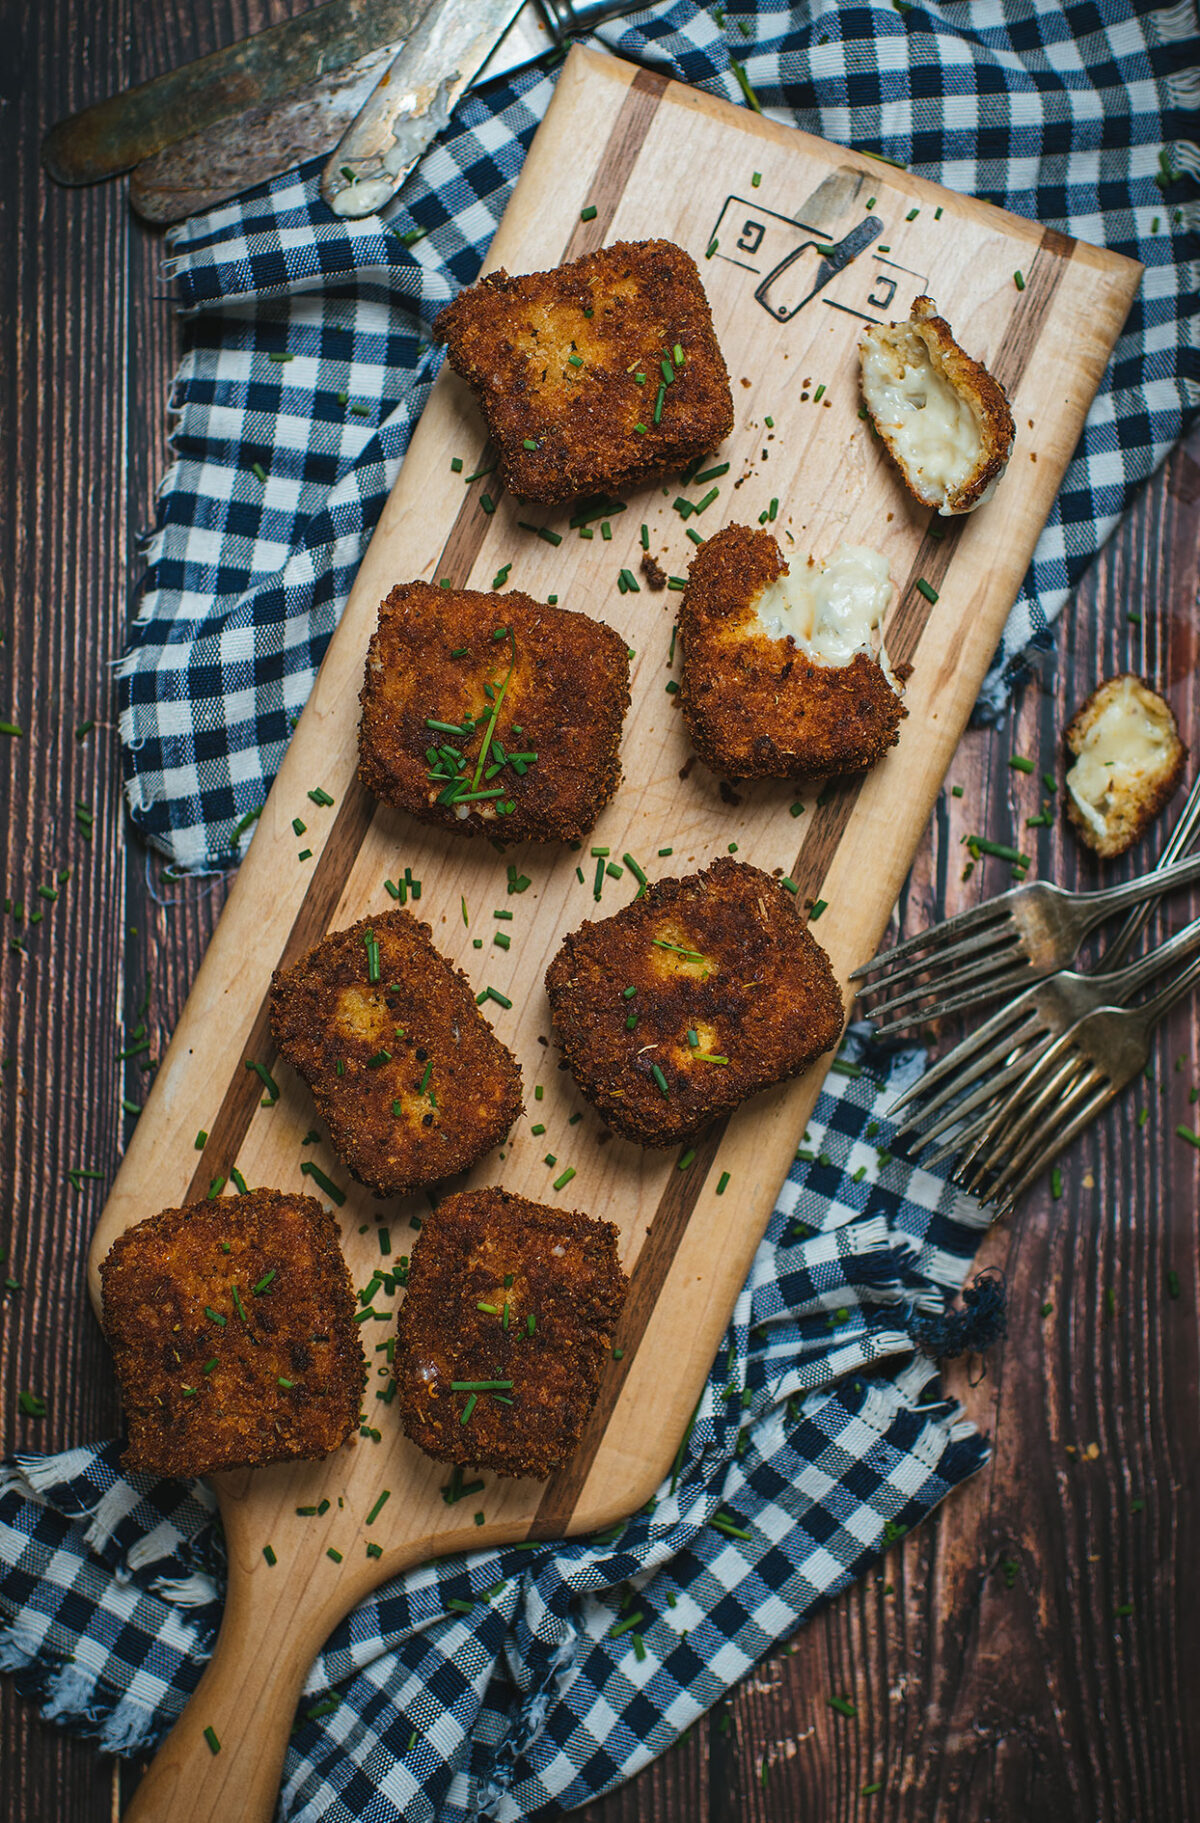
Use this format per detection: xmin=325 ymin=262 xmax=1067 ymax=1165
xmin=888 ymin=987 xmax=1044 ymax=1122
xmin=869 ymin=952 xmax=1033 ymax=1037
xmin=904 ymin=1032 xmax=1049 ymax=1151
xmin=957 ymin=1050 xmax=1091 ymax=1191
xmin=983 ymin=1066 xmax=1109 ymax=1202
xmin=849 ymin=900 xmax=1015 ymax=980
xmin=853 ymin=921 xmax=1019 ymax=1003
xmin=986 ymin=1078 xmax=1119 ymax=1207
xmin=892 ymin=1012 xmax=1046 ymax=1136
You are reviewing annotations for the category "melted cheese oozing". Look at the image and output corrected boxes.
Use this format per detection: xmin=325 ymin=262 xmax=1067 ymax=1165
xmin=861 ymin=331 xmax=981 ymax=501
xmin=751 ymin=545 xmax=894 ymax=673
xmin=1066 ymin=677 xmax=1175 ymax=838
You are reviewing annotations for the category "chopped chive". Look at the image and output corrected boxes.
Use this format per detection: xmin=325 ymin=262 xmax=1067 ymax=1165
xmin=308 ymin=786 xmax=334 ymax=806
xmin=553 ymin=1166 xmax=576 ymax=1190
xmin=1014 ymin=269 xmax=1026 ymax=291
xmin=580 ymin=204 xmax=598 ymax=221
xmin=450 ymin=1379 xmax=513 ymax=1391
xmin=915 ymin=578 xmax=938 ymax=603
xmin=463 ymin=463 xmax=497 ymax=485
xmin=245 ymin=1059 xmax=280 ymax=1104
xmin=716 ymin=1171 xmax=730 ymax=1195
xmin=366 ymin=1489 xmax=391 ymax=1525
xmin=966 ymin=837 xmax=1031 ymax=866
xmin=460 ymin=1394 xmax=478 ymax=1425
xmin=677 ymin=1147 xmax=697 ymax=1171
xmin=253 ymin=1269 xmax=277 ymax=1296
xmin=730 ymin=59 xmax=762 ymax=111
xmin=492 ymin=564 xmax=512 ymax=589
xmin=651 ymin=1064 xmax=669 ymax=1096
xmin=521 ymin=439 xmax=539 ymax=451
xmin=640 ymin=523 xmax=649 ymax=549
xmin=252 ymin=462 xmax=268 ymax=484
xmin=326 ymin=1548 xmax=343 ymax=1563
xmin=206 ymin=1176 xmax=226 ymax=1200
xmin=828 ymin=1695 xmax=857 ymax=1719
xmin=195 ymin=1129 xmax=208 ymax=1150
xmin=706 ymin=237 xmax=718 ymax=259
xmin=809 ymin=899 xmax=827 ymax=920
xmin=1050 ymin=1166 xmax=1064 ymax=1198
xmin=516 ymin=521 xmax=563 ymax=546
xmin=203 ymin=1726 xmax=221 ymax=1755
xmin=780 ymin=877 xmax=798 ymax=894
xmin=262 ymin=1544 xmax=277 ymax=1565
xmin=300 ymin=1160 xmax=346 ymax=1205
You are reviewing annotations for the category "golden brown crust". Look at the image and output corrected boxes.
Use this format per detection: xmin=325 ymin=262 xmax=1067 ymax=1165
xmin=677 ymin=524 xmax=904 ymax=778
xmin=433 ymin=239 xmax=734 ymax=506
xmin=393 ymin=1188 xmax=628 ymax=1479
xmin=270 ymin=910 xmax=523 ymax=1197
xmin=1063 ymin=673 xmax=1186 ymax=859
xmin=357 ymin=582 xmax=631 ymax=844
xmin=100 ymin=1189 xmax=362 ymax=1478
xmin=860 ymin=295 xmax=1015 ymax=515
xmin=545 ymin=856 xmax=844 ymax=1147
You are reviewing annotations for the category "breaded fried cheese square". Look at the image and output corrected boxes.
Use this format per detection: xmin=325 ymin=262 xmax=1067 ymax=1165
xmin=358 ymin=582 xmax=630 ymax=843
xmin=678 ymin=524 xmax=904 ymax=778
xmin=270 ymin=911 xmax=523 ymax=1197
xmin=545 ymin=857 xmax=844 ymax=1147
xmin=100 ymin=1189 xmax=362 ymax=1478
xmin=433 ymin=239 xmax=734 ymax=506
xmin=394 ymin=1188 xmax=628 ymax=1479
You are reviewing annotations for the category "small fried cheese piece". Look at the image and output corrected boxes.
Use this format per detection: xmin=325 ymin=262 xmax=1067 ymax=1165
xmin=678 ymin=523 xmax=904 ymax=778
xmin=859 ymin=296 xmax=1014 ymax=515
xmin=545 ymin=856 xmax=844 ymax=1148
xmin=100 ymin=1189 xmax=362 ymax=1477
xmin=433 ymin=239 xmax=734 ymax=505
xmin=394 ymin=1188 xmax=628 ymax=1479
xmin=270 ymin=910 xmax=523 ymax=1197
xmin=358 ymin=582 xmax=630 ymax=843
xmin=1064 ymin=673 xmax=1185 ymax=859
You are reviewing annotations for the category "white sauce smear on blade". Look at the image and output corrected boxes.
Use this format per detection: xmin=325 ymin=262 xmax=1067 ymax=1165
xmin=750 ymin=545 xmax=896 ymax=684
xmin=1066 ymin=676 xmax=1177 ymax=839
xmin=860 ymin=333 xmax=982 ymax=505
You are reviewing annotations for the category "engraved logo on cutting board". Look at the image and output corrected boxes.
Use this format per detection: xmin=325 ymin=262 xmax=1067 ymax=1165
xmin=709 ymin=166 xmax=929 ymax=325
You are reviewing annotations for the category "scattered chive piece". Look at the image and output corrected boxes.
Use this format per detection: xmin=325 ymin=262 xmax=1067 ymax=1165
xmin=1174 ymin=1124 xmax=1200 ymax=1149
xmin=460 ymin=1394 xmax=478 ymax=1425
xmin=1009 ymin=756 xmax=1036 ymax=774
xmin=451 ymin=457 xmax=464 ymax=473
xmin=203 ymin=1726 xmax=221 ymax=1755
xmin=790 ymin=801 xmax=805 ymax=817
xmin=965 ymin=837 xmax=1030 ymax=866
xmin=1050 ymin=1166 xmax=1064 ymax=1199
xmin=553 ymin=1167 xmax=576 ymax=1190
xmin=245 ymin=1059 xmax=280 ymax=1104
xmin=828 ymin=1695 xmax=858 ymax=1719
xmin=1014 ymin=269 xmax=1026 ymax=290
xmin=809 ymin=899 xmax=828 ymax=920
xmin=531 ymin=1122 xmax=546 ymax=1135
xmin=651 ymin=1064 xmax=669 ymax=1097
xmin=263 ymin=1544 xmax=277 ymax=1565
xmin=75 ymin=719 xmax=95 ymax=740
xmin=716 ymin=1171 xmax=730 ymax=1195
xmin=277 ymin=1376 xmax=295 ymax=1388
xmin=580 ymin=204 xmax=598 ymax=221
xmin=253 ymin=1269 xmax=277 ymax=1295
xmin=300 ymin=1160 xmax=346 ymax=1205
xmin=366 ymin=1490 xmax=391 ymax=1525
xmin=677 ymin=1147 xmax=697 ymax=1171
xmin=915 ymin=578 xmax=939 ymax=604
xmin=522 ymin=439 xmax=538 ymax=451
xmin=449 ymin=1379 xmax=513 ymax=1391
xmin=780 ymin=877 xmax=798 ymax=894
xmin=326 ymin=1548 xmax=343 ymax=1563
xmin=730 ymin=59 xmax=762 ymax=112
xmin=752 ymin=170 xmax=761 ymax=186
xmin=308 ymin=786 xmax=334 ymax=806
xmin=207 ymin=1176 xmax=226 ymax=1200
xmin=706 ymin=237 xmax=718 ymax=259
xmin=1168 ymin=1269 xmax=1181 ymax=1298
xmin=252 ymin=462 xmax=268 ymax=484
xmin=195 ymin=1130 xmax=208 ymax=1150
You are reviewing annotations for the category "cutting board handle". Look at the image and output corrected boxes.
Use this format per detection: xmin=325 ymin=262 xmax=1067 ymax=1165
xmin=122 ymin=1553 xmax=329 ymax=1823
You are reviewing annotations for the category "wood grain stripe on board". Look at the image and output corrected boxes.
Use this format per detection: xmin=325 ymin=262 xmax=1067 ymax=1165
xmin=183 ymin=65 xmax=671 ymax=1204
xmin=531 ymin=221 xmax=1081 ymax=1529
xmin=787 ymin=220 xmax=1075 ymax=907
xmin=530 ymin=1115 xmax=728 ymax=1535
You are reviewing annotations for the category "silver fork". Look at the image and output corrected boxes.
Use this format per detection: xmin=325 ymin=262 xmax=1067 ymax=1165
xmin=851 ymin=850 xmax=1200 ymax=1036
xmin=955 ymin=950 xmax=1200 ymax=1213
xmin=887 ymin=910 xmax=1200 ymax=1160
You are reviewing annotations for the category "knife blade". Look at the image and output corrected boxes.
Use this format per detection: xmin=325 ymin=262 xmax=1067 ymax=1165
xmin=321 ymin=0 xmax=526 ymax=217
xmin=42 ymin=0 xmax=429 ymax=187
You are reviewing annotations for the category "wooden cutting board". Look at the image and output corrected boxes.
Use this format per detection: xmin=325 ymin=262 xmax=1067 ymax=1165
xmin=88 ymin=45 xmax=1139 ymax=1822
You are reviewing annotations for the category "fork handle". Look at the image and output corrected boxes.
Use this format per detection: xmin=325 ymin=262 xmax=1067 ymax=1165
xmin=1074 ymin=850 xmax=1200 ymax=931
xmin=1137 ymin=947 xmax=1200 ymax=1026
xmin=1098 ymin=911 xmax=1200 ymax=1001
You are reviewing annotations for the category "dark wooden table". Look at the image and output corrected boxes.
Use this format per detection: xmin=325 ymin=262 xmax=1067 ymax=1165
xmin=3 ymin=4 xmax=1198 ymax=1819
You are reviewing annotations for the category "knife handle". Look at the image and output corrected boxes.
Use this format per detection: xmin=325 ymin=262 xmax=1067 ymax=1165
xmin=540 ymin=0 xmax=650 ymax=29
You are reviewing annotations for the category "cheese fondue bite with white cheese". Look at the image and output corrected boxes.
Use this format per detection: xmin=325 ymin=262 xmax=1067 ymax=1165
xmin=859 ymin=296 xmax=1014 ymax=516
xmin=676 ymin=523 xmax=904 ymax=779
xmin=1063 ymin=673 xmax=1185 ymax=859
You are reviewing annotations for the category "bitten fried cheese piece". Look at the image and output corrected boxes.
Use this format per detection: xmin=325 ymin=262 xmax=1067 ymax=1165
xmin=433 ymin=239 xmax=734 ymax=506
xmin=394 ymin=1188 xmax=628 ymax=1479
xmin=545 ymin=857 xmax=844 ymax=1147
xmin=677 ymin=524 xmax=904 ymax=778
xmin=270 ymin=911 xmax=523 ymax=1197
xmin=358 ymin=582 xmax=631 ymax=843
xmin=859 ymin=296 xmax=1014 ymax=515
xmin=1064 ymin=673 xmax=1186 ymax=859
xmin=100 ymin=1190 xmax=362 ymax=1477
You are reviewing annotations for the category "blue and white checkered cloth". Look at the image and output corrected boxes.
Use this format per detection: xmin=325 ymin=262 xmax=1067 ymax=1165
xmin=1 ymin=1040 xmax=996 ymax=1819
xmin=115 ymin=0 xmax=1199 ymax=872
